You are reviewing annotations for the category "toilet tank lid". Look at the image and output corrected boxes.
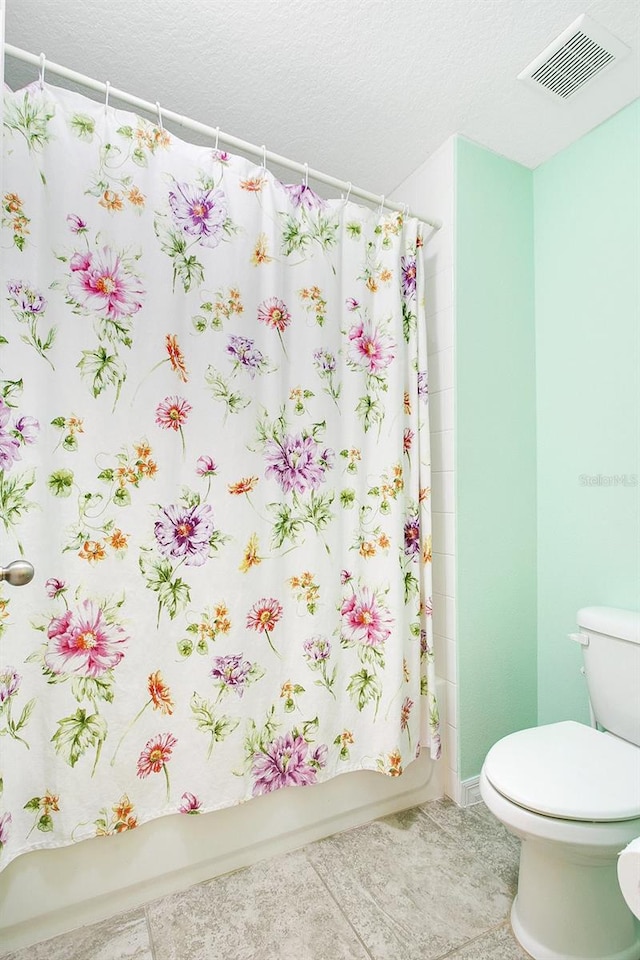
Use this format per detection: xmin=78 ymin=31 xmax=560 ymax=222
xmin=577 ymin=606 xmax=640 ymax=644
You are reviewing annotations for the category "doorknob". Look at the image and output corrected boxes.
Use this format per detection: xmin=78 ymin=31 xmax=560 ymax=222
xmin=0 ymin=560 xmax=35 ymax=586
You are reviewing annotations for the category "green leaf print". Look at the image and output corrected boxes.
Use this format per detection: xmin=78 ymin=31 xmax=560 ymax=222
xmin=204 ymin=366 xmax=250 ymax=416
xmin=190 ymin=693 xmax=240 ymax=759
xmin=78 ymin=347 xmax=126 ymax=399
xmin=3 ymin=92 xmax=55 ymax=152
xmin=47 ymin=469 xmax=74 ymax=498
xmin=142 ymin=558 xmax=191 ymax=622
xmin=69 ymin=113 xmax=95 ymax=141
xmin=0 ymin=469 xmax=37 ymax=532
xmin=346 ymin=669 xmax=382 ymax=712
xmin=51 ymin=709 xmax=107 ymax=769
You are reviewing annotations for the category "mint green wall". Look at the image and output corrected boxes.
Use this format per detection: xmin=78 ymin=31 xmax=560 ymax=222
xmin=534 ymin=101 xmax=640 ymax=726
xmin=455 ymin=138 xmax=538 ymax=781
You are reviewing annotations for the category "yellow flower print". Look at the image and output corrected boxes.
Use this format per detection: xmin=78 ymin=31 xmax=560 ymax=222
xmin=239 ymin=533 xmax=261 ymax=572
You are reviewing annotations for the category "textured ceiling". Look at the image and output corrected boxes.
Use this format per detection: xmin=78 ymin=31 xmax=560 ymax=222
xmin=3 ymin=0 xmax=640 ymax=199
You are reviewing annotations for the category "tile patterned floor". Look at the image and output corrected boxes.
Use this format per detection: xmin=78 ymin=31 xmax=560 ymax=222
xmin=4 ymin=799 xmax=530 ymax=960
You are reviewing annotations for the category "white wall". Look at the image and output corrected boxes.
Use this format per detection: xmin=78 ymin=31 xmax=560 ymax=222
xmin=391 ymin=138 xmax=458 ymax=803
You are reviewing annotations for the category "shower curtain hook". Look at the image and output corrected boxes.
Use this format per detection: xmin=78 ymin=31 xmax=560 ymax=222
xmin=378 ymin=195 xmax=386 ymax=217
xmin=104 ymin=81 xmax=111 ymax=115
xmin=344 ymin=181 xmax=352 ymax=203
xmin=39 ymin=53 xmax=46 ymax=89
xmin=261 ymin=144 xmax=267 ymax=171
xmin=303 ymin=163 xmax=309 ymax=188
xmin=155 ymin=101 xmax=164 ymax=132
xmin=214 ymin=126 xmax=220 ymax=151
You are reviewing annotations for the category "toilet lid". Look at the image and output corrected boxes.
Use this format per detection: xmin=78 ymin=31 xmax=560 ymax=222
xmin=483 ymin=721 xmax=640 ymax=821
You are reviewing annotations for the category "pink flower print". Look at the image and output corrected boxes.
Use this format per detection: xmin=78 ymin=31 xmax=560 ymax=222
xmin=246 ymin=598 xmax=283 ymax=656
xmin=0 ymin=667 xmax=20 ymax=703
xmin=136 ymin=732 xmax=177 ymax=800
xmin=252 ymin=733 xmax=323 ymax=796
xmin=264 ymin=433 xmax=333 ymax=494
xmin=403 ymin=428 xmax=414 ymax=454
xmin=348 ymin=319 xmax=396 ymax=375
xmin=340 ymin=587 xmax=393 ymax=647
xmin=155 ymin=395 xmax=192 ymax=431
xmin=44 ymin=600 xmax=129 ymax=678
xmin=179 ymin=791 xmax=201 ymax=814
xmin=67 ymin=246 xmax=145 ymax=320
xmin=346 ymin=298 xmax=360 ymax=312
xmin=66 ymin=214 xmax=87 ymax=234
xmin=168 ymin=182 xmax=227 ymax=247
xmin=136 ymin=732 xmax=177 ymax=777
xmin=257 ymin=297 xmax=291 ymax=333
xmin=196 ymin=455 xmax=217 ymax=477
xmin=45 ymin=577 xmax=66 ymax=599
xmin=154 ymin=503 xmax=214 ymax=566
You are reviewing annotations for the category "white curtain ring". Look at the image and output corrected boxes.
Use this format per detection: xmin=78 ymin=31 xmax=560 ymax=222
xmin=104 ymin=81 xmax=111 ymax=114
xmin=303 ymin=162 xmax=309 ymax=188
xmin=156 ymin=101 xmax=164 ymax=131
xmin=344 ymin=181 xmax=352 ymax=203
xmin=261 ymin=144 xmax=267 ymax=171
xmin=214 ymin=127 xmax=220 ymax=151
xmin=378 ymin=194 xmax=386 ymax=216
xmin=39 ymin=53 xmax=46 ymax=89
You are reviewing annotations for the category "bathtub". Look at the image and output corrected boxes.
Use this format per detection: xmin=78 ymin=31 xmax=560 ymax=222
xmin=0 ymin=677 xmax=445 ymax=953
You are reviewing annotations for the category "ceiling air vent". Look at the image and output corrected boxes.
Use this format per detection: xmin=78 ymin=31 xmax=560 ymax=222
xmin=518 ymin=14 xmax=631 ymax=100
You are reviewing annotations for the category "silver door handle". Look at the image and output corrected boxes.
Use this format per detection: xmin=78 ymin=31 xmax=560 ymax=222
xmin=0 ymin=560 xmax=35 ymax=586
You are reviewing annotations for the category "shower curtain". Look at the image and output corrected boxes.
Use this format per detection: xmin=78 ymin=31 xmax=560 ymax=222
xmin=0 ymin=79 xmax=439 ymax=869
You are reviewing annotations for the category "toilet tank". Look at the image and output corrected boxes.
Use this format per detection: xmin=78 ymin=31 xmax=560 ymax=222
xmin=575 ymin=606 xmax=640 ymax=747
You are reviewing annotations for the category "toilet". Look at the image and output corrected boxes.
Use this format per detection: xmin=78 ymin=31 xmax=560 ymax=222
xmin=480 ymin=606 xmax=640 ymax=960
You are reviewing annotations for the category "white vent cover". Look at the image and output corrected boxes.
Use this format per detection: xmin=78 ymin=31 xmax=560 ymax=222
xmin=518 ymin=14 xmax=631 ymax=100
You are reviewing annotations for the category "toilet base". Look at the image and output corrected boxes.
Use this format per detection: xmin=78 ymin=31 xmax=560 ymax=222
xmin=511 ymin=837 xmax=640 ymax=960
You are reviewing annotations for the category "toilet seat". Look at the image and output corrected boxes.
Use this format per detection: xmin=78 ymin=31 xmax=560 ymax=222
xmin=483 ymin=721 xmax=640 ymax=822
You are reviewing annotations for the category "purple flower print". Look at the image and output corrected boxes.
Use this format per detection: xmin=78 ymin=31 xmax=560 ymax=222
xmin=0 ymin=399 xmax=21 ymax=471
xmin=0 ymin=667 xmax=20 ymax=703
xmin=310 ymin=743 xmax=328 ymax=768
xmin=280 ymin=182 xmax=325 ymax=210
xmin=404 ymin=515 xmax=421 ymax=558
xmin=0 ymin=812 xmax=11 ymax=849
xmin=251 ymin=732 xmax=327 ymax=796
xmin=154 ymin=503 xmax=215 ymax=567
xmin=179 ymin=792 xmax=201 ymax=814
xmin=264 ymin=433 xmax=333 ymax=494
xmin=303 ymin=636 xmax=331 ymax=662
xmin=168 ymin=182 xmax=227 ymax=248
xmin=7 ymin=281 xmax=47 ymax=315
xmin=401 ymin=255 xmax=417 ymax=297
xmin=345 ymin=298 xmax=360 ymax=312
xmin=14 ymin=416 xmax=39 ymax=445
xmin=417 ymin=371 xmax=428 ymax=400
xmin=226 ymin=335 xmax=265 ymax=378
xmin=312 ymin=349 xmax=336 ymax=374
xmin=196 ymin=455 xmax=217 ymax=477
xmin=210 ymin=654 xmax=253 ymax=698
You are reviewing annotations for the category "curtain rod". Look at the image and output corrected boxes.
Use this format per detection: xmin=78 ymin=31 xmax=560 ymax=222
xmin=4 ymin=44 xmax=442 ymax=232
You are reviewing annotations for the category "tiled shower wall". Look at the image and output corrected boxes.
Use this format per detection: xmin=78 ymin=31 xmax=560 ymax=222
xmin=391 ymin=138 xmax=458 ymax=802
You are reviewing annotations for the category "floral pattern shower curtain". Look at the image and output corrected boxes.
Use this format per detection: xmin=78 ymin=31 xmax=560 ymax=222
xmin=0 ymin=80 xmax=439 ymax=868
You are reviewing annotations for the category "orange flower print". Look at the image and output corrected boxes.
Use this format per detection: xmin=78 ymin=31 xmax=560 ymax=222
xmin=165 ymin=334 xmax=189 ymax=383
xmin=99 ymin=190 xmax=124 ymax=212
xmin=148 ymin=670 xmax=174 ymax=715
xmin=251 ymin=233 xmax=272 ymax=265
xmin=240 ymin=176 xmax=266 ymax=192
xmin=404 ymin=391 xmax=411 ymax=415
xmin=127 ymin=187 xmax=146 ymax=207
xmin=108 ymin=529 xmax=128 ymax=551
xmin=111 ymin=795 xmax=138 ymax=833
xmin=239 ymin=533 xmax=261 ymax=573
xmin=359 ymin=541 xmax=376 ymax=559
xmin=4 ymin=193 xmax=21 ymax=213
xmin=388 ymin=750 xmax=403 ymax=776
xmin=379 ymin=268 xmax=392 ymax=283
xmin=228 ymin=476 xmax=259 ymax=495
xmin=78 ymin=540 xmax=106 ymax=563
xmin=135 ymin=442 xmax=152 ymax=459
xmin=378 ymin=533 xmax=390 ymax=550
xmin=365 ymin=277 xmax=378 ymax=293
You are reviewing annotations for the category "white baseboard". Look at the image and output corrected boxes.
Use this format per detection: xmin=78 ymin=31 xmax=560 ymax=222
xmin=460 ymin=776 xmax=482 ymax=806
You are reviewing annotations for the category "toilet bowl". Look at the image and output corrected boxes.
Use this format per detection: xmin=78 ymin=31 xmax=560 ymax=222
xmin=481 ymin=720 xmax=640 ymax=960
